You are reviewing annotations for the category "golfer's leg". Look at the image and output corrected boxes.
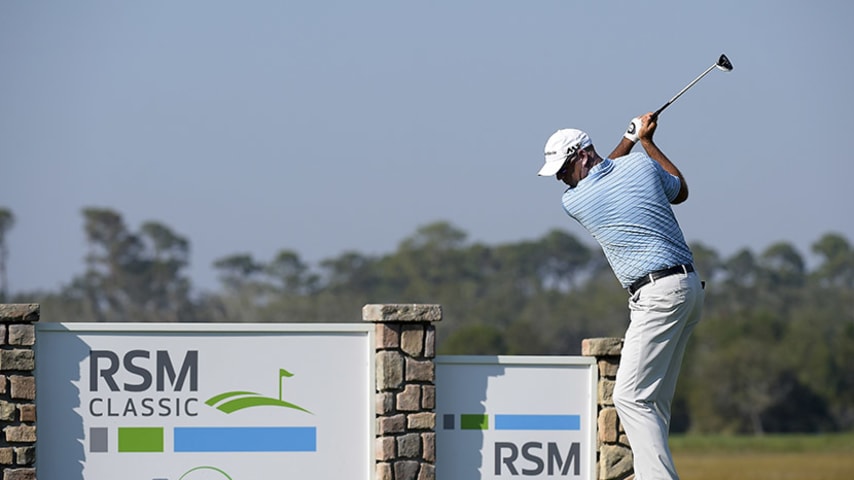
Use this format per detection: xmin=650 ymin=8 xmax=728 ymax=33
xmin=657 ymin=275 xmax=704 ymax=424
xmin=614 ymin=279 xmax=691 ymax=479
xmin=614 ymin=317 xmax=678 ymax=479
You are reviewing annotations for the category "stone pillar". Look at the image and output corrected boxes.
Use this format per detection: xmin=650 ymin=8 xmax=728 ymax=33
xmin=582 ymin=337 xmax=633 ymax=480
xmin=363 ymin=304 xmax=441 ymax=480
xmin=0 ymin=304 xmax=39 ymax=480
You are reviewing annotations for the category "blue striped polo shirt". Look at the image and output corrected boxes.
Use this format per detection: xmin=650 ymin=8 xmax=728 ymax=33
xmin=561 ymin=153 xmax=693 ymax=288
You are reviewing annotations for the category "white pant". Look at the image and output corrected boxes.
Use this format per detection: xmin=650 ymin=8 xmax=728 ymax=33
xmin=613 ymin=270 xmax=704 ymax=480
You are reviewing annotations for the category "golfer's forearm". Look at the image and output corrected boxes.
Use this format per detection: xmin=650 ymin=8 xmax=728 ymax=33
xmin=640 ymin=139 xmax=689 ymax=203
xmin=608 ymin=138 xmax=636 ymax=160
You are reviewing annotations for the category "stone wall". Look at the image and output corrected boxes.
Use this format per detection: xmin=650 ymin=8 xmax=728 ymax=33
xmin=363 ymin=304 xmax=441 ymax=480
xmin=0 ymin=304 xmax=39 ymax=480
xmin=582 ymin=337 xmax=633 ymax=480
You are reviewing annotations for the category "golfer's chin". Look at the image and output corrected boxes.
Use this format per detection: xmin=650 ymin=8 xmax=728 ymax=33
xmin=557 ymin=175 xmax=574 ymax=188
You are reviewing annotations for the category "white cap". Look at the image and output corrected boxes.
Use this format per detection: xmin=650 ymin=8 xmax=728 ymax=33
xmin=538 ymin=128 xmax=592 ymax=176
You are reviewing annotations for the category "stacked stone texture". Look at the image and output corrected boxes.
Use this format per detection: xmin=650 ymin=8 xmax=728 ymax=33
xmin=582 ymin=337 xmax=634 ymax=480
xmin=0 ymin=304 xmax=39 ymax=480
xmin=363 ymin=304 xmax=441 ymax=480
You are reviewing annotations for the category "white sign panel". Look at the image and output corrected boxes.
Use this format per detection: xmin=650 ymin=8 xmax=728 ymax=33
xmin=436 ymin=356 xmax=597 ymax=480
xmin=35 ymin=323 xmax=374 ymax=480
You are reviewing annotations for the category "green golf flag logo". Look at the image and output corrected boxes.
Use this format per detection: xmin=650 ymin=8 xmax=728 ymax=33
xmin=205 ymin=368 xmax=312 ymax=414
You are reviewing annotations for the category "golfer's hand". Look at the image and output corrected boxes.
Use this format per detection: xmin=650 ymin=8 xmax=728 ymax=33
xmin=637 ymin=112 xmax=657 ymax=142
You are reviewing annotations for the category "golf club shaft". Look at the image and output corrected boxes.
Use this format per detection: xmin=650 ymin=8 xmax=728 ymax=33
xmin=652 ymin=63 xmax=717 ymax=120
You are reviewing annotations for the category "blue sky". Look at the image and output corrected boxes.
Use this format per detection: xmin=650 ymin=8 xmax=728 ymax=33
xmin=2 ymin=1 xmax=853 ymax=293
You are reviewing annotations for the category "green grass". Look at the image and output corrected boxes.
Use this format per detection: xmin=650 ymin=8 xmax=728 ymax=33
xmin=669 ymin=433 xmax=854 ymax=480
xmin=670 ymin=432 xmax=854 ymax=453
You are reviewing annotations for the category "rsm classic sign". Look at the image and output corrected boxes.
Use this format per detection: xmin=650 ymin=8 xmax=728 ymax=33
xmin=436 ymin=356 xmax=597 ymax=480
xmin=35 ymin=323 xmax=373 ymax=480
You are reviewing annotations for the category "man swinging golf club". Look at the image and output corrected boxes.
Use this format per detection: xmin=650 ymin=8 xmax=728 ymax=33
xmin=537 ymin=113 xmax=704 ymax=479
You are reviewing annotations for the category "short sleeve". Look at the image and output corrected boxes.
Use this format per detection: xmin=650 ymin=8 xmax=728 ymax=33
xmin=653 ymin=161 xmax=682 ymax=202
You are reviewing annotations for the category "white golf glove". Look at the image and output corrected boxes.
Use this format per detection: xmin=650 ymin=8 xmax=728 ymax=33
xmin=623 ymin=117 xmax=642 ymax=143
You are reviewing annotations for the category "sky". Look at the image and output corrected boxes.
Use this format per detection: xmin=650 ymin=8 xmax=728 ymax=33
xmin=2 ymin=1 xmax=853 ymax=294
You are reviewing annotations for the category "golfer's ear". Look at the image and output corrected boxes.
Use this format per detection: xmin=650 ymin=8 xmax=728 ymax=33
xmin=579 ymin=149 xmax=591 ymax=167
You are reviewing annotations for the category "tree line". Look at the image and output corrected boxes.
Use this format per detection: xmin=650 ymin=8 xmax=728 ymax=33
xmin=1 ymin=206 xmax=852 ymax=434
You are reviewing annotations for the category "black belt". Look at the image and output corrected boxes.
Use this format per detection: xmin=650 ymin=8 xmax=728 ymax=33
xmin=628 ymin=264 xmax=694 ymax=295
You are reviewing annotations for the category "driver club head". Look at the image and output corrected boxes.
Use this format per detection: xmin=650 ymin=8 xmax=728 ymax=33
xmin=716 ymin=53 xmax=733 ymax=72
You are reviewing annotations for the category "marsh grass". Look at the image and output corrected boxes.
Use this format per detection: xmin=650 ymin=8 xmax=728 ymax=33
xmin=670 ymin=433 xmax=854 ymax=480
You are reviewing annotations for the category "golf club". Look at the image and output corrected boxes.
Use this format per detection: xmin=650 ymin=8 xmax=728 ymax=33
xmin=651 ymin=54 xmax=733 ymax=120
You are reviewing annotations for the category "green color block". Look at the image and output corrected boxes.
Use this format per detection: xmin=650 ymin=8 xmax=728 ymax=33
xmin=461 ymin=414 xmax=489 ymax=430
xmin=118 ymin=427 xmax=164 ymax=452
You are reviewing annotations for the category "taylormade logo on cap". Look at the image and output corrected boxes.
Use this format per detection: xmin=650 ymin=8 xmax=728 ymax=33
xmin=538 ymin=129 xmax=592 ymax=177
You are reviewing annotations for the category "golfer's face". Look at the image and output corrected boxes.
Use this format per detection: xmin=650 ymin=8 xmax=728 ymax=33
xmin=556 ymin=156 xmax=575 ymax=186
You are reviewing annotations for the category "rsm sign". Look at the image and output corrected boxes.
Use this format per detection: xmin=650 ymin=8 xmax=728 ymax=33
xmin=35 ymin=323 xmax=374 ymax=480
xmin=436 ymin=356 xmax=597 ymax=479
xmin=88 ymin=349 xmax=199 ymax=418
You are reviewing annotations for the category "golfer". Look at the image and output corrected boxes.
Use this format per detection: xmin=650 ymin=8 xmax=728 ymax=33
xmin=537 ymin=113 xmax=704 ymax=479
